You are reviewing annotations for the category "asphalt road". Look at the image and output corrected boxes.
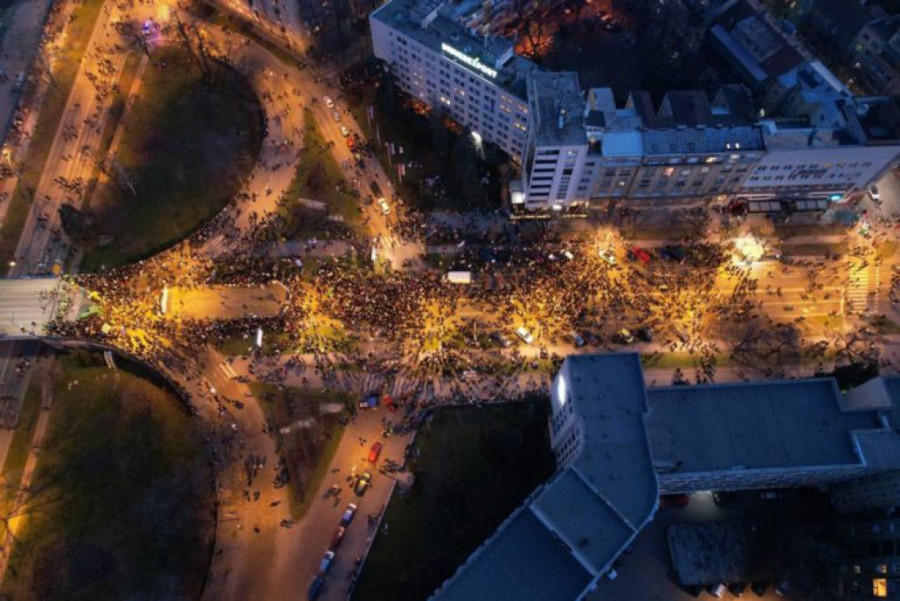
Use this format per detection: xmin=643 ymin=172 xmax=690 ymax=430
xmin=0 ymin=277 xmax=61 ymax=335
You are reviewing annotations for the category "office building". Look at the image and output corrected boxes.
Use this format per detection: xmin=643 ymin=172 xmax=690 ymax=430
xmin=430 ymin=353 xmax=900 ymax=601
xmin=371 ymin=0 xmax=900 ymax=211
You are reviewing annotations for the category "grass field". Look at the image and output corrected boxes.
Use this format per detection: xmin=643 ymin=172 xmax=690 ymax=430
xmin=1 ymin=352 xmax=214 ymax=601
xmin=352 ymin=400 xmax=555 ymax=601
xmin=0 ymin=383 xmax=42 ymax=524
xmin=81 ymin=47 xmax=264 ymax=269
xmin=280 ymin=108 xmax=360 ymax=238
xmin=249 ymin=382 xmax=350 ymax=519
xmin=0 ymin=0 xmax=106 ymax=267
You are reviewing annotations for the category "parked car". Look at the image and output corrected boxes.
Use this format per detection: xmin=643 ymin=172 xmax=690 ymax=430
xmin=616 ymin=329 xmax=635 ymax=344
xmin=331 ymin=109 xmax=341 ymax=121
xmin=308 ymin=575 xmax=325 ymax=600
xmin=659 ymin=494 xmax=690 ymax=509
xmin=358 ymin=395 xmax=378 ymax=409
xmin=870 ymin=184 xmax=881 ymax=201
xmin=659 ymin=245 xmax=686 ymax=262
xmin=346 ymin=137 xmax=356 ymax=150
xmin=708 ymin=583 xmax=727 ymax=598
xmin=750 ymin=582 xmax=768 ymax=597
xmin=598 ymin=248 xmax=616 ymax=265
xmin=318 ymin=550 xmax=335 ymax=574
xmin=340 ymin=503 xmax=358 ymax=526
xmin=571 ymin=332 xmax=585 ymax=347
xmin=628 ymin=246 xmax=652 ymax=264
xmin=355 ymin=471 xmax=372 ymax=496
xmin=323 ymin=95 xmax=334 ymax=108
xmin=368 ymin=442 xmax=382 ymax=463
xmin=491 ymin=332 xmax=512 ymax=348
xmin=515 ymin=327 xmax=534 ymax=344
xmin=728 ymin=582 xmax=747 ymax=597
xmin=377 ymin=197 xmax=390 ymax=215
xmin=340 ymin=125 xmax=350 ymax=137
xmin=329 ymin=526 xmax=346 ymax=550
xmin=636 ymin=327 xmax=653 ymax=342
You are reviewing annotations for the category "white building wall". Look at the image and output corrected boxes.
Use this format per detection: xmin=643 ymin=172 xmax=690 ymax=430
xmin=369 ymin=14 xmax=529 ymax=161
xmin=739 ymin=144 xmax=900 ymax=198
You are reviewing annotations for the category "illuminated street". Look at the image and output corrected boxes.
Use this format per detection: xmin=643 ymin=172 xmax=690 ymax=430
xmin=0 ymin=0 xmax=898 ymax=598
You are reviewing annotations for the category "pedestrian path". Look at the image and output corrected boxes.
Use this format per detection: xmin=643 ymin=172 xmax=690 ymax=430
xmin=847 ymin=259 xmax=872 ymax=313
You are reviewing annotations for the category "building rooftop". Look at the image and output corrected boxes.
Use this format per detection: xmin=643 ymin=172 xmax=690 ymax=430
xmin=528 ymin=71 xmax=586 ymax=146
xmin=710 ymin=0 xmax=807 ymax=85
xmin=646 ymin=379 xmax=881 ymax=474
xmin=562 ymin=353 xmax=659 ymax=528
xmin=433 ymin=353 xmax=658 ymax=601
xmin=432 ymin=506 xmax=594 ymax=601
xmin=371 ymin=0 xmax=538 ymax=99
xmin=642 ymin=125 xmax=764 ymax=155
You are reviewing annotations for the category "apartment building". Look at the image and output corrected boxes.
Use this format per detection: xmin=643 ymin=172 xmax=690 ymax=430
xmin=371 ymin=0 xmax=900 ymax=211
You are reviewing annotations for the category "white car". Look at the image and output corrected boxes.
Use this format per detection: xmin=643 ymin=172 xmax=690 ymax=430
xmin=324 ymin=95 xmax=334 ymax=108
xmin=377 ymin=197 xmax=390 ymax=215
xmin=318 ymin=550 xmax=335 ymax=574
xmin=515 ymin=327 xmax=534 ymax=344
xmin=340 ymin=503 xmax=357 ymax=526
xmin=340 ymin=125 xmax=350 ymax=137
xmin=869 ymin=184 xmax=881 ymax=201
xmin=598 ymin=249 xmax=616 ymax=265
xmin=332 ymin=110 xmax=341 ymax=122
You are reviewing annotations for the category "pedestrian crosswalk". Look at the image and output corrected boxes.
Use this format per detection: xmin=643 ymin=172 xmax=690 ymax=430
xmin=847 ymin=260 xmax=873 ymax=313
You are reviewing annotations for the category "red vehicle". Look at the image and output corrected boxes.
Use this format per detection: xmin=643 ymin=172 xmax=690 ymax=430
xmin=346 ymin=137 xmax=356 ymax=150
xmin=330 ymin=526 xmax=346 ymax=550
xmin=659 ymin=494 xmax=690 ymax=509
xmin=630 ymin=246 xmax=652 ymax=265
xmin=382 ymin=394 xmax=396 ymax=412
xmin=368 ymin=441 xmax=383 ymax=463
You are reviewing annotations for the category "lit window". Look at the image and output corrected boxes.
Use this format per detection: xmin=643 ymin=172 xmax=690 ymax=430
xmin=874 ymin=578 xmax=888 ymax=597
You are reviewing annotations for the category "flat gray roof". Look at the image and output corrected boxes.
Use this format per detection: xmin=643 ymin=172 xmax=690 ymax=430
xmin=529 ymin=71 xmax=586 ymax=147
xmin=433 ymin=508 xmax=593 ymax=601
xmin=432 ymin=353 xmax=658 ymax=601
xmin=646 ymin=379 xmax=880 ymax=473
xmin=566 ymin=353 xmax=659 ymax=528
xmin=532 ymin=470 xmax=634 ymax=570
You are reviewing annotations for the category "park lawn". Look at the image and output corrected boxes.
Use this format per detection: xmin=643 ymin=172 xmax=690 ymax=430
xmin=248 ymin=382 xmax=350 ymax=519
xmin=352 ymin=401 xmax=555 ymax=601
xmin=280 ymin=108 xmax=361 ymax=238
xmin=81 ymin=47 xmax=264 ymax=270
xmin=215 ymin=330 xmax=292 ymax=357
xmin=0 ymin=383 xmax=43 ymax=530
xmin=1 ymin=353 xmax=214 ymax=601
xmin=0 ymin=0 xmax=106 ymax=266
xmin=346 ymin=81 xmax=504 ymax=213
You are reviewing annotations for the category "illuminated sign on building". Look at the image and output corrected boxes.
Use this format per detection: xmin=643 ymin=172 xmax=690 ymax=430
xmin=440 ymin=43 xmax=498 ymax=78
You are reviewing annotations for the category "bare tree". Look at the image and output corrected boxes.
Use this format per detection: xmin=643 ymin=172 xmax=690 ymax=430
xmin=114 ymin=19 xmax=152 ymax=57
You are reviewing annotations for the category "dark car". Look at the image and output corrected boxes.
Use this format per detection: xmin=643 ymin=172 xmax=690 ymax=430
xmin=636 ymin=327 xmax=653 ymax=342
xmin=491 ymin=332 xmax=512 ymax=348
xmin=728 ymin=582 xmax=747 ymax=596
xmin=369 ymin=180 xmax=382 ymax=197
xmin=659 ymin=245 xmax=687 ymax=262
xmin=308 ymin=576 xmax=325 ymax=600
xmin=750 ymin=582 xmax=768 ymax=597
